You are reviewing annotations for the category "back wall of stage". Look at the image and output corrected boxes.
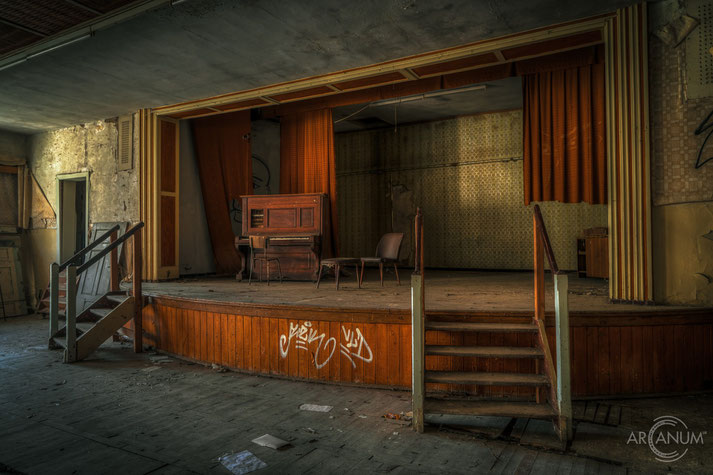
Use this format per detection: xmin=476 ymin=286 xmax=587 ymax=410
xmin=335 ymin=110 xmax=607 ymax=270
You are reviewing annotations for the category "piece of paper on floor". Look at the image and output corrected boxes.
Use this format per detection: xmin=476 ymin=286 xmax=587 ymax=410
xmin=219 ymin=450 xmax=267 ymax=474
xmin=251 ymin=434 xmax=289 ymax=450
xmin=299 ymin=404 xmax=333 ymax=412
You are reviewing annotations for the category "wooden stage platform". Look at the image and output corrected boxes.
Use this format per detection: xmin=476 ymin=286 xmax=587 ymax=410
xmin=132 ymin=270 xmax=713 ymax=399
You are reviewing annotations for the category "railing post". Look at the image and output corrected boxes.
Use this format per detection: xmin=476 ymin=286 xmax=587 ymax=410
xmin=49 ymin=262 xmax=59 ymax=346
xmin=411 ymin=208 xmax=424 ymax=433
xmin=110 ymin=229 xmax=119 ymax=292
xmin=64 ymin=265 xmax=77 ymax=363
xmin=533 ymin=212 xmax=545 ymax=322
xmin=554 ymin=273 xmax=572 ymax=441
xmin=133 ymin=228 xmax=143 ymax=353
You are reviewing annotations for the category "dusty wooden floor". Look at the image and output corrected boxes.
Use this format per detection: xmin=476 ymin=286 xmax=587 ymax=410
xmin=138 ymin=270 xmax=694 ymax=313
xmin=2 ymin=315 xmax=711 ymax=474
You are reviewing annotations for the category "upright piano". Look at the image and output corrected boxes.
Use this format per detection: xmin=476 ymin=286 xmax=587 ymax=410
xmin=235 ymin=193 xmax=327 ymax=280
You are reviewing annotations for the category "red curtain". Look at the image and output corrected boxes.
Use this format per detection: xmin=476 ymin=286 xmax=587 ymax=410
xmin=523 ymin=63 xmax=607 ymax=205
xmin=192 ymin=110 xmax=253 ymax=274
xmin=280 ymin=108 xmax=338 ymax=257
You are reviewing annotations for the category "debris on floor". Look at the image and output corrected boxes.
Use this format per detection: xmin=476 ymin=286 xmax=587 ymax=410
xmin=218 ymin=450 xmax=267 ymax=475
xmin=211 ymin=363 xmax=228 ymax=372
xmin=299 ymin=403 xmax=332 ymax=412
xmin=382 ymin=411 xmax=412 ymax=421
xmin=251 ymin=434 xmax=290 ymax=450
xmin=149 ymin=355 xmax=173 ymax=364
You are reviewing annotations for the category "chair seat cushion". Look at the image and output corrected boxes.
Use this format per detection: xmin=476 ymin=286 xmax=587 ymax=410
xmin=360 ymin=257 xmax=385 ymax=263
xmin=321 ymin=257 xmax=360 ymax=265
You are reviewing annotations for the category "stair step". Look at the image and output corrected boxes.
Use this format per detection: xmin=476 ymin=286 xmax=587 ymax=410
xmin=89 ymin=308 xmax=113 ymax=318
xmin=41 ymin=297 xmax=66 ymax=305
xmin=425 ymin=345 xmax=543 ymax=358
xmin=424 ymin=398 xmax=556 ymax=419
xmin=425 ymin=371 xmax=549 ymax=386
xmin=106 ymin=294 xmax=130 ymax=305
xmin=425 ymin=321 xmax=538 ymax=333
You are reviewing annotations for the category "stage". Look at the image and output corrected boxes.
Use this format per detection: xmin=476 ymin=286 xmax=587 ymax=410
xmin=140 ymin=270 xmax=697 ymax=314
xmin=132 ymin=270 xmax=713 ymax=399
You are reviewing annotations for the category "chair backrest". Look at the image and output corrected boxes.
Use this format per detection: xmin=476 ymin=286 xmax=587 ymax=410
xmin=249 ymin=235 xmax=267 ymax=251
xmin=375 ymin=232 xmax=404 ymax=261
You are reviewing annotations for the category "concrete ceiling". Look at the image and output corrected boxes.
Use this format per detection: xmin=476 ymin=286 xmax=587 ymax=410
xmin=0 ymin=0 xmax=636 ymax=134
xmin=333 ymin=76 xmax=523 ymax=133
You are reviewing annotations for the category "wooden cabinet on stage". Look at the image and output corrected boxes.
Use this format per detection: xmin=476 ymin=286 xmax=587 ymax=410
xmin=577 ymin=230 xmax=608 ymax=279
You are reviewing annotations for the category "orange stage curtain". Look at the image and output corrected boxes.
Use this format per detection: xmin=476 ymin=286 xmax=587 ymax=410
xmin=522 ymin=62 xmax=606 ymax=205
xmin=192 ymin=110 xmax=253 ymax=274
xmin=280 ymin=108 xmax=338 ymax=257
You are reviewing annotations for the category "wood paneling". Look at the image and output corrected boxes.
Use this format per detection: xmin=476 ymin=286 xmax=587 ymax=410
xmin=332 ymin=71 xmax=407 ymax=91
xmin=145 ymin=298 xmax=713 ymax=397
xmin=160 ymin=120 xmax=176 ymax=193
xmin=501 ymin=30 xmax=603 ymax=60
xmin=160 ymin=196 xmax=176 ymax=267
xmin=411 ymin=52 xmax=499 ymax=77
xmin=267 ymin=86 xmax=334 ymax=103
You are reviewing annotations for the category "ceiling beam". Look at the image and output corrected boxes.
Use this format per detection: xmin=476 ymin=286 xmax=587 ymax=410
xmin=62 ymin=0 xmax=103 ymax=16
xmin=0 ymin=17 xmax=47 ymax=37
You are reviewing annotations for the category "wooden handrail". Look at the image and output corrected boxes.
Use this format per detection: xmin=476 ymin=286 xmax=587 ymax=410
xmin=58 ymin=224 xmax=120 ymax=271
xmin=533 ymin=205 xmax=562 ymax=275
xmin=77 ymin=222 xmax=144 ymax=275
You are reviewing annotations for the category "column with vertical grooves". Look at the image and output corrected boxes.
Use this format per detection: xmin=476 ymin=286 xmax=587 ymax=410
xmin=605 ymin=3 xmax=653 ymax=303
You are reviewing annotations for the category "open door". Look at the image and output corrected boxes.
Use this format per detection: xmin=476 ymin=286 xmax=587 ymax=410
xmin=157 ymin=117 xmax=179 ymax=280
xmin=75 ymin=222 xmax=127 ymax=313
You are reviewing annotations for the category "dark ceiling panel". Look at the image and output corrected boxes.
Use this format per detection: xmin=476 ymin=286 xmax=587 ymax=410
xmin=0 ymin=27 xmax=38 ymax=55
xmin=73 ymin=0 xmax=139 ymax=15
xmin=0 ymin=0 xmax=97 ymax=37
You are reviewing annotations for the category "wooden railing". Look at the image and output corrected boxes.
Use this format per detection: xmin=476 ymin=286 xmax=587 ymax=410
xmin=411 ymin=208 xmax=425 ymax=432
xmin=532 ymin=204 xmax=572 ymax=441
xmin=49 ymin=222 xmax=144 ymax=362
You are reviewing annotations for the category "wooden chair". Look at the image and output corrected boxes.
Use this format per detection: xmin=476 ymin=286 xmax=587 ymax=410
xmin=248 ymin=236 xmax=282 ymax=285
xmin=359 ymin=232 xmax=404 ymax=287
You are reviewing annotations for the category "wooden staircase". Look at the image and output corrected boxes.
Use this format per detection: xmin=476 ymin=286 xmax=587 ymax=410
xmin=411 ymin=206 xmax=572 ymax=443
xmin=49 ymin=291 xmax=136 ymax=361
xmin=48 ymin=222 xmax=144 ymax=363
xmin=422 ymin=317 xmax=557 ymax=424
xmin=36 ymin=272 xmax=75 ymax=316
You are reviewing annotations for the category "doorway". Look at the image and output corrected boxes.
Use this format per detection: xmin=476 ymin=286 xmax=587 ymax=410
xmin=57 ymin=173 xmax=89 ymax=263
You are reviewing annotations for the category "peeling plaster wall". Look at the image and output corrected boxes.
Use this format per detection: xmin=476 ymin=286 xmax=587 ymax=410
xmin=649 ymin=4 xmax=713 ymax=306
xmin=653 ymin=203 xmax=713 ymax=305
xmin=24 ymin=115 xmax=139 ymax=296
xmin=28 ymin=117 xmax=139 ymax=225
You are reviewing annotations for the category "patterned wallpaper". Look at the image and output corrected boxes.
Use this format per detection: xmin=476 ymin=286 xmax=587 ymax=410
xmin=649 ymin=37 xmax=713 ymax=205
xmin=335 ymin=110 xmax=607 ymax=270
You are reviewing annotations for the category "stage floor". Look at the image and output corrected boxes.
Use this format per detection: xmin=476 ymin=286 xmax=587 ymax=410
xmin=139 ymin=269 xmax=699 ymax=314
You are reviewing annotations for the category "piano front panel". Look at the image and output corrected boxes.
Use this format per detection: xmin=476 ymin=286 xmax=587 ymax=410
xmin=241 ymin=193 xmax=325 ymax=237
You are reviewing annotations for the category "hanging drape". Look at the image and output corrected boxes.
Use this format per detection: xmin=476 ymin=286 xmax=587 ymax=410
xmin=192 ymin=110 xmax=253 ymax=274
xmin=522 ymin=62 xmax=607 ymax=205
xmin=280 ymin=108 xmax=338 ymax=257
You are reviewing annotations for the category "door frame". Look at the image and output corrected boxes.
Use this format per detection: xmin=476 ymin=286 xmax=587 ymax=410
xmin=56 ymin=171 xmax=90 ymax=263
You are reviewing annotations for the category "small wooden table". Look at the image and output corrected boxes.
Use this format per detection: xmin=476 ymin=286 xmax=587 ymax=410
xmin=316 ymin=258 xmax=361 ymax=290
